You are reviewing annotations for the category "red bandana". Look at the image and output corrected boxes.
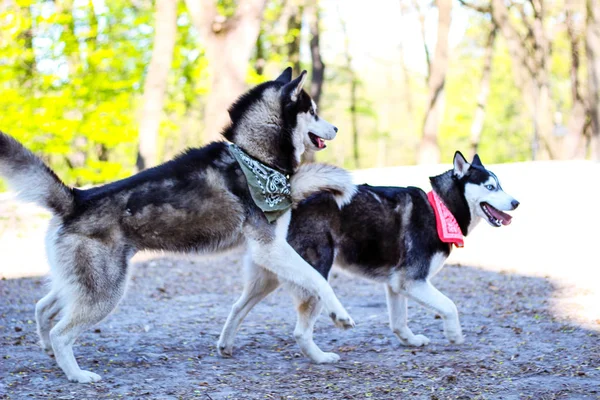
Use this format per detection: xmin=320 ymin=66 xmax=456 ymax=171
xmin=427 ymin=191 xmax=464 ymax=248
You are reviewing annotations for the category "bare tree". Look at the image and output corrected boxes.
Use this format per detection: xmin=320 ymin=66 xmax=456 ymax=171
xmin=587 ymin=0 xmax=600 ymax=160
xmin=339 ymin=11 xmax=359 ymax=168
xmin=563 ymin=7 xmax=587 ymax=159
xmin=185 ymin=0 xmax=267 ymax=143
xmin=470 ymin=25 xmax=496 ymax=157
xmin=460 ymin=0 xmax=554 ymax=159
xmin=307 ymin=0 xmax=325 ymax=106
xmin=418 ymin=0 xmax=452 ymax=164
xmin=302 ymin=0 xmax=325 ymax=164
xmin=136 ymin=0 xmax=177 ymax=171
xmin=287 ymin=2 xmax=303 ymax=76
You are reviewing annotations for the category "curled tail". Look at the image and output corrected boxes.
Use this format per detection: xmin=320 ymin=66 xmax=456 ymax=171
xmin=0 ymin=132 xmax=74 ymax=216
xmin=290 ymin=163 xmax=357 ymax=208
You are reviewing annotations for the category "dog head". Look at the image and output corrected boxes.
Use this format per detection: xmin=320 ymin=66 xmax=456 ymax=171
xmin=452 ymin=151 xmax=519 ymax=228
xmin=223 ymin=67 xmax=337 ymax=174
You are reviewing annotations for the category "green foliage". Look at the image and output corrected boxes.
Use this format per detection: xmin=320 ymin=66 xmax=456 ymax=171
xmin=0 ymin=1 xmax=586 ymax=193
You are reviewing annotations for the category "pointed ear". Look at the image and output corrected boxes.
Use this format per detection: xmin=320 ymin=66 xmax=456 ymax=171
xmin=282 ymin=70 xmax=307 ymax=102
xmin=275 ymin=67 xmax=293 ymax=83
xmin=453 ymin=151 xmax=470 ymax=177
xmin=472 ymin=154 xmax=483 ymax=167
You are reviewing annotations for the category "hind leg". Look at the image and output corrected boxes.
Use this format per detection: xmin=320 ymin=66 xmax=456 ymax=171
xmin=291 ymin=290 xmax=339 ymax=364
xmin=385 ymin=285 xmax=429 ymax=347
xmin=35 ymin=291 xmax=61 ymax=354
xmin=218 ymin=258 xmax=280 ymax=357
xmin=48 ymin=239 xmax=131 ymax=383
xmin=50 ymin=288 xmax=126 ymax=383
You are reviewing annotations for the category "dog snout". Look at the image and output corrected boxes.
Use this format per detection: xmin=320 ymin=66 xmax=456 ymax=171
xmin=333 ymin=126 xmax=338 ymax=133
xmin=511 ymin=199 xmax=520 ymax=210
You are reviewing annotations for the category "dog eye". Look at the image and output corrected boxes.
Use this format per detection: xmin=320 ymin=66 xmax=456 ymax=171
xmin=310 ymin=109 xmax=315 ymax=116
xmin=486 ymin=184 xmax=494 ymax=191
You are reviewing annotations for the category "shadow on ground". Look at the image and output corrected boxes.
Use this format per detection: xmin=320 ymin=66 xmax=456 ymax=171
xmin=1 ymin=249 xmax=598 ymax=399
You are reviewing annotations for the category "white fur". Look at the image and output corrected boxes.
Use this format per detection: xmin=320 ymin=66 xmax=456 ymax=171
xmin=404 ymin=279 xmax=464 ymax=344
xmin=245 ymin=211 xmax=355 ymax=329
xmin=465 ymin=177 xmax=518 ymax=229
xmin=290 ymin=163 xmax=357 ymax=208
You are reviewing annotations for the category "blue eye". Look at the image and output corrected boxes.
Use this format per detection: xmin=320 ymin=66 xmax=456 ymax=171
xmin=486 ymin=185 xmax=494 ymax=191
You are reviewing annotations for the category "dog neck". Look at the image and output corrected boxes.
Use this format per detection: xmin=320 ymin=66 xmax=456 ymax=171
xmin=429 ymin=171 xmax=471 ymax=236
xmin=223 ymin=125 xmax=297 ymax=175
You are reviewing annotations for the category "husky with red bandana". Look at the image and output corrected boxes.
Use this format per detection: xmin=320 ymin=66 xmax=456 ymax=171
xmin=218 ymin=151 xmax=520 ymax=363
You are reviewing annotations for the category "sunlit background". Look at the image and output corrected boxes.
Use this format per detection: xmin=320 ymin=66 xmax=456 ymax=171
xmin=0 ymin=0 xmax=598 ymax=329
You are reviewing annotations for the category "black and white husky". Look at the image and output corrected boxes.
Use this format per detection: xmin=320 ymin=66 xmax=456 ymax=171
xmin=0 ymin=68 xmax=356 ymax=383
xmin=218 ymin=152 xmax=520 ymax=363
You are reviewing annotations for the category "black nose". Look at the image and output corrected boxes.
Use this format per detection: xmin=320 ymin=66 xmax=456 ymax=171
xmin=511 ymin=200 xmax=520 ymax=209
xmin=333 ymin=126 xmax=338 ymax=133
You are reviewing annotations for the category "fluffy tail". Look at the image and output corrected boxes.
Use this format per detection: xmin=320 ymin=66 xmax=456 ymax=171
xmin=290 ymin=163 xmax=356 ymax=208
xmin=0 ymin=132 xmax=74 ymax=216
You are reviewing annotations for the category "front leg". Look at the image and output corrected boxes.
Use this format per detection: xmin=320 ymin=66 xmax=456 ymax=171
xmin=405 ymin=280 xmax=464 ymax=344
xmin=385 ymin=285 xmax=430 ymax=347
xmin=218 ymin=256 xmax=280 ymax=357
xmin=247 ymin=238 xmax=354 ymax=329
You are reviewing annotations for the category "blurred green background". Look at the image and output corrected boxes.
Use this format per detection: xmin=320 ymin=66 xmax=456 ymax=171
xmin=0 ymin=0 xmax=597 ymax=188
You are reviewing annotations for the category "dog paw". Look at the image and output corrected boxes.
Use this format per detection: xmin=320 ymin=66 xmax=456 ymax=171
xmin=217 ymin=343 xmax=233 ymax=357
xmin=312 ymin=352 xmax=341 ymax=364
xmin=329 ymin=312 xmax=355 ymax=330
xmin=68 ymin=370 xmax=101 ymax=383
xmin=40 ymin=343 xmax=54 ymax=357
xmin=401 ymin=334 xmax=430 ymax=347
xmin=445 ymin=330 xmax=465 ymax=345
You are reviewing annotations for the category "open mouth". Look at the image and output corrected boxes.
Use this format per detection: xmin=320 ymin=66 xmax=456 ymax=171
xmin=481 ymin=202 xmax=512 ymax=227
xmin=308 ymin=132 xmax=327 ymax=150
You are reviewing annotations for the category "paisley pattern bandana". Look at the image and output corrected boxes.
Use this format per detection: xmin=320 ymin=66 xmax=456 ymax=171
xmin=427 ymin=190 xmax=464 ymax=248
xmin=229 ymin=144 xmax=292 ymax=223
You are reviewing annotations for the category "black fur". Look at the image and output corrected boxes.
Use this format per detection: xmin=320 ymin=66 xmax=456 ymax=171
xmin=288 ymin=183 xmax=453 ymax=283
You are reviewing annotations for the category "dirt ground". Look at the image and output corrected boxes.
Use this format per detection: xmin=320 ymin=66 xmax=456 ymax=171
xmin=1 ymin=247 xmax=599 ymax=400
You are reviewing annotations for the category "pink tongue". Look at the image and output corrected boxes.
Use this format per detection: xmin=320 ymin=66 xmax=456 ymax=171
xmin=317 ymin=137 xmax=326 ymax=149
xmin=487 ymin=205 xmax=512 ymax=225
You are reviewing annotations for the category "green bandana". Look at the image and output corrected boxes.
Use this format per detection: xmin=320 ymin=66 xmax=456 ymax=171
xmin=229 ymin=144 xmax=292 ymax=223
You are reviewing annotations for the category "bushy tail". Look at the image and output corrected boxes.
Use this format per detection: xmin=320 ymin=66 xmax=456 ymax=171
xmin=0 ymin=132 xmax=74 ymax=216
xmin=290 ymin=163 xmax=357 ymax=208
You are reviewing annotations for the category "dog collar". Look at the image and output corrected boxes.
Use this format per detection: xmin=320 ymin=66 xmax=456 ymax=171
xmin=229 ymin=144 xmax=292 ymax=223
xmin=427 ymin=190 xmax=464 ymax=248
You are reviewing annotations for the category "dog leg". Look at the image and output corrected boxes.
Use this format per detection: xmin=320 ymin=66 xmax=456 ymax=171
xmin=405 ymin=280 xmax=464 ymax=344
xmin=248 ymin=238 xmax=354 ymax=329
xmin=218 ymin=259 xmax=280 ymax=357
xmin=292 ymin=292 xmax=340 ymax=364
xmin=385 ymin=285 xmax=430 ymax=347
xmin=35 ymin=291 xmax=61 ymax=355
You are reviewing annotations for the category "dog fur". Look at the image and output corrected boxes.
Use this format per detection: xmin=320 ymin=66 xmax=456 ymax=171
xmin=218 ymin=152 xmax=520 ymax=363
xmin=0 ymin=68 xmax=354 ymax=383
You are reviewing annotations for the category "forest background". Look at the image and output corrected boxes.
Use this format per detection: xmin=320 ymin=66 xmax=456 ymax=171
xmin=0 ymin=0 xmax=597 ymax=187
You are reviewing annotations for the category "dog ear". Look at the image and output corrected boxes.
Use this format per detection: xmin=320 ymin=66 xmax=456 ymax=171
xmin=275 ymin=67 xmax=293 ymax=83
xmin=453 ymin=151 xmax=470 ymax=178
xmin=472 ymin=154 xmax=483 ymax=167
xmin=282 ymin=70 xmax=307 ymax=102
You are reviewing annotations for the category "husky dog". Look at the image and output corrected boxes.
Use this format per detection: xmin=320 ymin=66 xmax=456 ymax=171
xmin=0 ymin=68 xmax=356 ymax=383
xmin=218 ymin=152 xmax=519 ymax=363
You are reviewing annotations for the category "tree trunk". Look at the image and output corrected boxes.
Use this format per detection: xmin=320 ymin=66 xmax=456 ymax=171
xmin=587 ymin=0 xmax=600 ymax=160
xmin=418 ymin=0 xmax=451 ymax=164
xmin=308 ymin=0 xmax=324 ymax=106
xmin=287 ymin=4 xmax=303 ymax=76
xmin=488 ymin=0 xmax=553 ymax=160
xmin=136 ymin=0 xmax=177 ymax=171
xmin=470 ymin=26 xmax=496 ymax=157
xmin=339 ymin=8 xmax=359 ymax=168
xmin=300 ymin=0 xmax=324 ymax=164
xmin=563 ymin=8 xmax=587 ymax=159
xmin=185 ymin=0 xmax=267 ymax=143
